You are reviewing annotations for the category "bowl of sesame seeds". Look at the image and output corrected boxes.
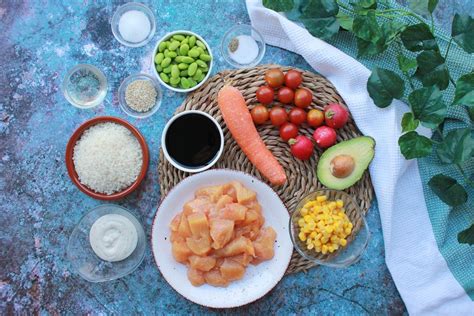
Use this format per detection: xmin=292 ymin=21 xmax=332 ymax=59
xmin=118 ymin=73 xmax=162 ymax=118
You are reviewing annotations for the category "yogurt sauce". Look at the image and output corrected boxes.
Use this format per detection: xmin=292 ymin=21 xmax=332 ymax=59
xmin=89 ymin=214 xmax=138 ymax=262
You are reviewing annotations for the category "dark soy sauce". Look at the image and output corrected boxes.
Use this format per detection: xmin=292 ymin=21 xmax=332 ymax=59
xmin=165 ymin=113 xmax=221 ymax=168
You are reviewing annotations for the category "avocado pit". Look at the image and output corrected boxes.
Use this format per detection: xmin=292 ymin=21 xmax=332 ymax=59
xmin=330 ymin=155 xmax=355 ymax=178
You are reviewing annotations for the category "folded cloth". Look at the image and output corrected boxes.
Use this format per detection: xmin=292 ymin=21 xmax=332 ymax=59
xmin=246 ymin=0 xmax=474 ymax=314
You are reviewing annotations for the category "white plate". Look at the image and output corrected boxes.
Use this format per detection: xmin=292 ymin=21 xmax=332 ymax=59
xmin=151 ymin=169 xmax=293 ymax=308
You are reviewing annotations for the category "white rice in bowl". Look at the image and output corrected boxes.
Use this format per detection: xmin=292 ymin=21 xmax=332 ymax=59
xmin=73 ymin=122 xmax=143 ymax=195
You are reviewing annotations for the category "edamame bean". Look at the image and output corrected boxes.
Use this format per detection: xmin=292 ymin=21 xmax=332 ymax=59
xmin=189 ymin=35 xmax=196 ymax=47
xmin=161 ymin=57 xmax=171 ymax=68
xmin=168 ymin=41 xmax=180 ymax=51
xmin=154 ymin=53 xmax=164 ymax=64
xmin=179 ymin=44 xmax=189 ymax=56
xmin=168 ymin=51 xmax=177 ymax=58
xmin=181 ymin=37 xmax=188 ymax=44
xmin=163 ymin=65 xmax=172 ymax=74
xmin=196 ymin=60 xmax=207 ymax=68
xmin=180 ymin=77 xmax=190 ymax=89
xmin=171 ymin=65 xmax=180 ymax=78
xmin=178 ymin=63 xmax=188 ymax=70
xmin=158 ymin=41 xmax=167 ymax=52
xmin=187 ymin=78 xmax=197 ymax=87
xmin=192 ymin=69 xmax=202 ymax=81
xmin=188 ymin=62 xmax=198 ymax=76
xmin=180 ymin=70 xmax=188 ymax=76
xmin=160 ymin=72 xmax=170 ymax=83
xmin=170 ymin=77 xmax=180 ymax=86
xmin=172 ymin=34 xmax=185 ymax=41
xmin=175 ymin=56 xmax=184 ymax=63
xmin=188 ymin=48 xmax=200 ymax=58
xmin=196 ymin=47 xmax=204 ymax=55
xmin=199 ymin=54 xmax=211 ymax=62
xmin=196 ymin=40 xmax=205 ymax=49
xmin=155 ymin=64 xmax=162 ymax=72
xmin=181 ymin=56 xmax=194 ymax=64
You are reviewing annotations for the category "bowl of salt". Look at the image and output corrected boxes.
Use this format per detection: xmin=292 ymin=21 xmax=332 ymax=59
xmin=111 ymin=2 xmax=156 ymax=48
xmin=221 ymin=24 xmax=266 ymax=68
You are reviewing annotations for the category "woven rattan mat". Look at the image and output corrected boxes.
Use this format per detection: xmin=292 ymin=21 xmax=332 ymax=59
xmin=158 ymin=65 xmax=374 ymax=274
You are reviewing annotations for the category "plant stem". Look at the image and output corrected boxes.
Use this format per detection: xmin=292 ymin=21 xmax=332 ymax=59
xmin=444 ymin=38 xmax=453 ymax=60
xmin=456 ymin=164 xmax=474 ymax=188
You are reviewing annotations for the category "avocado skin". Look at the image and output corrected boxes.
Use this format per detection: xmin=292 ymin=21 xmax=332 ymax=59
xmin=317 ymin=136 xmax=375 ymax=190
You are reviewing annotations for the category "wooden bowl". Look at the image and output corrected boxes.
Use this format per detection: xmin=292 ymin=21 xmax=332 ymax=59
xmin=65 ymin=116 xmax=149 ymax=200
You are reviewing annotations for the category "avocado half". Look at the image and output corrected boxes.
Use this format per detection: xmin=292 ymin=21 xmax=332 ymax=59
xmin=317 ymin=136 xmax=375 ymax=190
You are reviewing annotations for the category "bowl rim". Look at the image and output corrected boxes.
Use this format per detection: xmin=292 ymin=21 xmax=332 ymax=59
xmin=110 ymin=2 xmax=156 ymax=48
xmin=65 ymin=116 xmax=149 ymax=200
xmin=151 ymin=30 xmax=213 ymax=93
xmin=61 ymin=64 xmax=108 ymax=109
xmin=289 ymin=189 xmax=371 ymax=268
xmin=161 ymin=110 xmax=224 ymax=173
xmin=220 ymin=23 xmax=266 ymax=69
xmin=118 ymin=73 xmax=163 ymax=119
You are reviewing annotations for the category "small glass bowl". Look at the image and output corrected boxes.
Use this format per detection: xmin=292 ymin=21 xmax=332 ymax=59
xmin=118 ymin=73 xmax=162 ymax=118
xmin=289 ymin=189 xmax=370 ymax=268
xmin=67 ymin=204 xmax=146 ymax=282
xmin=111 ymin=2 xmax=156 ymax=48
xmin=220 ymin=24 xmax=266 ymax=68
xmin=62 ymin=64 xmax=108 ymax=109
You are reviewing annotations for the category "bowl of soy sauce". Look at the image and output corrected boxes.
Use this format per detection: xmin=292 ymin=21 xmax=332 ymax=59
xmin=162 ymin=110 xmax=224 ymax=173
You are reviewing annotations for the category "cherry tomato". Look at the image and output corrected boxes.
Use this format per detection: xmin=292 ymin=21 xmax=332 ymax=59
xmin=288 ymin=108 xmax=307 ymax=125
xmin=251 ymin=104 xmax=269 ymax=125
xmin=265 ymin=68 xmax=285 ymax=88
xmin=277 ymin=87 xmax=295 ymax=104
xmin=294 ymin=88 xmax=312 ymax=108
xmin=256 ymin=86 xmax=274 ymax=104
xmin=284 ymin=70 xmax=302 ymax=89
xmin=289 ymin=135 xmax=314 ymax=160
xmin=279 ymin=122 xmax=299 ymax=141
xmin=307 ymin=109 xmax=324 ymax=127
xmin=313 ymin=126 xmax=337 ymax=148
xmin=269 ymin=106 xmax=288 ymax=126
xmin=324 ymin=103 xmax=349 ymax=129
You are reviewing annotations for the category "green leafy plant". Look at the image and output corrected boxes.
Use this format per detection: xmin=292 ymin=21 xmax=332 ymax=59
xmin=263 ymin=0 xmax=474 ymax=245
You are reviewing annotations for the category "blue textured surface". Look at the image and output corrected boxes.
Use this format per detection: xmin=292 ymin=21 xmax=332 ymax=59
xmin=1 ymin=0 xmax=468 ymax=314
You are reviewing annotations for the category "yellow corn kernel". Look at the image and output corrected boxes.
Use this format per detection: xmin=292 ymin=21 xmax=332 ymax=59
xmin=314 ymin=239 xmax=322 ymax=247
xmin=326 ymin=226 xmax=334 ymax=234
xmin=328 ymin=245 xmax=334 ymax=252
xmin=340 ymin=238 xmax=347 ymax=246
xmin=310 ymin=231 xmax=317 ymax=239
xmin=348 ymin=222 xmax=353 ymax=229
xmin=321 ymin=236 xmax=329 ymax=244
xmin=316 ymin=195 xmax=327 ymax=202
xmin=307 ymin=243 xmax=314 ymax=250
xmin=300 ymin=208 xmax=308 ymax=216
xmin=298 ymin=232 xmax=307 ymax=241
xmin=321 ymin=245 xmax=328 ymax=254
xmin=330 ymin=235 xmax=339 ymax=243
xmin=328 ymin=202 xmax=336 ymax=211
xmin=332 ymin=243 xmax=339 ymax=250
xmin=304 ymin=215 xmax=312 ymax=223
xmin=315 ymin=246 xmax=321 ymax=252
xmin=298 ymin=218 xmax=305 ymax=227
xmin=345 ymin=227 xmax=352 ymax=235
xmin=336 ymin=200 xmax=344 ymax=208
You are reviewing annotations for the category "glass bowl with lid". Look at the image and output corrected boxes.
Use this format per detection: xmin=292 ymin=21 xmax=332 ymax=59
xmin=289 ymin=189 xmax=370 ymax=268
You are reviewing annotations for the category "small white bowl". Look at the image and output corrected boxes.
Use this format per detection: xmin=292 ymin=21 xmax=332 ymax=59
xmin=111 ymin=2 xmax=156 ymax=48
xmin=118 ymin=73 xmax=162 ymax=119
xmin=161 ymin=110 xmax=223 ymax=173
xmin=151 ymin=30 xmax=213 ymax=93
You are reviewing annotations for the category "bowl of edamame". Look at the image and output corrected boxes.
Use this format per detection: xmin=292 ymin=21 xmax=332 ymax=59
xmin=152 ymin=30 xmax=213 ymax=93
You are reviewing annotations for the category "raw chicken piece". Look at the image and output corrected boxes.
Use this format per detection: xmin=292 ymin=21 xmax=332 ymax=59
xmin=187 ymin=212 xmax=210 ymax=238
xmin=214 ymin=236 xmax=255 ymax=257
xmin=210 ymin=218 xmax=234 ymax=249
xmin=195 ymin=185 xmax=224 ymax=202
xmin=220 ymin=203 xmax=247 ymax=221
xmin=204 ymin=269 xmax=229 ymax=287
xmin=172 ymin=240 xmax=192 ymax=263
xmin=215 ymin=195 xmax=234 ymax=210
xmin=220 ymin=258 xmax=245 ymax=281
xmin=231 ymin=181 xmax=257 ymax=204
xmin=187 ymin=267 xmax=205 ymax=286
xmin=183 ymin=198 xmax=212 ymax=214
xmin=177 ymin=213 xmax=192 ymax=238
xmin=186 ymin=235 xmax=211 ymax=256
xmin=189 ymin=255 xmax=217 ymax=272
xmin=252 ymin=227 xmax=276 ymax=264
xmin=228 ymin=252 xmax=252 ymax=267
xmin=222 ymin=183 xmax=237 ymax=202
xmin=169 ymin=214 xmax=181 ymax=231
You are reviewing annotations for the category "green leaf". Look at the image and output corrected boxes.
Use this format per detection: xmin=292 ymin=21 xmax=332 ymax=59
xmin=398 ymin=131 xmax=433 ymax=159
xmin=452 ymin=13 xmax=474 ymax=54
xmin=301 ymin=0 xmax=339 ymax=40
xmin=367 ymin=67 xmax=405 ymax=108
xmin=382 ymin=20 xmax=405 ymax=45
xmin=353 ymin=11 xmax=380 ymax=41
xmin=356 ymin=37 xmax=386 ymax=57
xmin=286 ymin=0 xmax=309 ymax=21
xmin=401 ymin=112 xmax=420 ymax=132
xmin=350 ymin=0 xmax=377 ymax=12
xmin=428 ymin=0 xmax=439 ymax=13
xmin=263 ymin=0 xmax=295 ymax=12
xmin=408 ymin=86 xmax=446 ymax=128
xmin=428 ymin=174 xmax=468 ymax=206
xmin=400 ymin=23 xmax=438 ymax=52
xmin=453 ymin=72 xmax=474 ymax=107
xmin=414 ymin=50 xmax=450 ymax=90
xmin=458 ymin=224 xmax=474 ymax=245
xmin=436 ymin=128 xmax=474 ymax=164
xmin=336 ymin=11 xmax=353 ymax=31
xmin=397 ymin=54 xmax=417 ymax=73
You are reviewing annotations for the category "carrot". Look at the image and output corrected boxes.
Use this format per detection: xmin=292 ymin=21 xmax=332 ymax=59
xmin=217 ymin=86 xmax=287 ymax=186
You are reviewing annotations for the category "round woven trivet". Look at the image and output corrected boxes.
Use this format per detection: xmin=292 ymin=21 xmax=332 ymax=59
xmin=158 ymin=65 xmax=374 ymax=274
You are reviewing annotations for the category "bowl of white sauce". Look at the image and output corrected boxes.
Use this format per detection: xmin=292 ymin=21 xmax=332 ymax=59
xmin=67 ymin=204 xmax=146 ymax=282
xmin=111 ymin=2 xmax=156 ymax=47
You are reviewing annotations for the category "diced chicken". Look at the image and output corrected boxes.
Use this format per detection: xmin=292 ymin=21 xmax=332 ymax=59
xmin=252 ymin=227 xmax=276 ymax=264
xmin=186 ymin=235 xmax=211 ymax=256
xmin=195 ymin=185 xmax=224 ymax=202
xmin=204 ymin=269 xmax=229 ymax=287
xmin=243 ymin=209 xmax=263 ymax=226
xmin=187 ymin=212 xmax=210 ymax=238
xmin=187 ymin=267 xmax=205 ymax=286
xmin=210 ymin=218 xmax=234 ymax=249
xmin=222 ymin=183 xmax=237 ymax=202
xmin=220 ymin=258 xmax=245 ymax=281
xmin=170 ymin=230 xmax=184 ymax=243
xmin=228 ymin=253 xmax=253 ymax=267
xmin=220 ymin=203 xmax=247 ymax=221
xmin=214 ymin=236 xmax=255 ymax=257
xmin=169 ymin=214 xmax=181 ymax=231
xmin=177 ymin=213 xmax=192 ymax=238
xmin=231 ymin=181 xmax=257 ymax=204
xmin=171 ymin=240 xmax=192 ymax=263
xmin=215 ymin=195 xmax=234 ymax=210
xmin=189 ymin=255 xmax=217 ymax=272
xmin=183 ymin=198 xmax=212 ymax=214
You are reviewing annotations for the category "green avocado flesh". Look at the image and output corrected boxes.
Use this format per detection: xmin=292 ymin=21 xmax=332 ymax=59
xmin=317 ymin=136 xmax=375 ymax=190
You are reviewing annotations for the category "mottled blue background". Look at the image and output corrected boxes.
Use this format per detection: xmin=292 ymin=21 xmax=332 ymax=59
xmin=1 ymin=0 xmax=470 ymax=314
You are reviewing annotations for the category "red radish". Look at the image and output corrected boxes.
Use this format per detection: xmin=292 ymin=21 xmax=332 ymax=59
xmin=324 ymin=103 xmax=349 ymax=128
xmin=279 ymin=122 xmax=298 ymax=141
xmin=313 ymin=126 xmax=337 ymax=148
xmin=289 ymin=135 xmax=314 ymax=160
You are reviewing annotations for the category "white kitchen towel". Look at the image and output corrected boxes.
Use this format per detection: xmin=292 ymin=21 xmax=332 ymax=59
xmin=245 ymin=0 xmax=474 ymax=314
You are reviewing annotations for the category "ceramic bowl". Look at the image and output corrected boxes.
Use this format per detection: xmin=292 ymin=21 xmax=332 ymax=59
xmin=65 ymin=116 xmax=149 ymax=200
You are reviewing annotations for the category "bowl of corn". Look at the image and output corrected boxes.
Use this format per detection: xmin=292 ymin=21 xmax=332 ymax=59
xmin=289 ymin=189 xmax=370 ymax=268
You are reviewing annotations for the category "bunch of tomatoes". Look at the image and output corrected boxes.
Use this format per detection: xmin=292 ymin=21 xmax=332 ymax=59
xmin=251 ymin=68 xmax=349 ymax=160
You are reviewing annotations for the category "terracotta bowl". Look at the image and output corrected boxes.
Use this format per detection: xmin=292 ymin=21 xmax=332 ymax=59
xmin=65 ymin=116 xmax=149 ymax=200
